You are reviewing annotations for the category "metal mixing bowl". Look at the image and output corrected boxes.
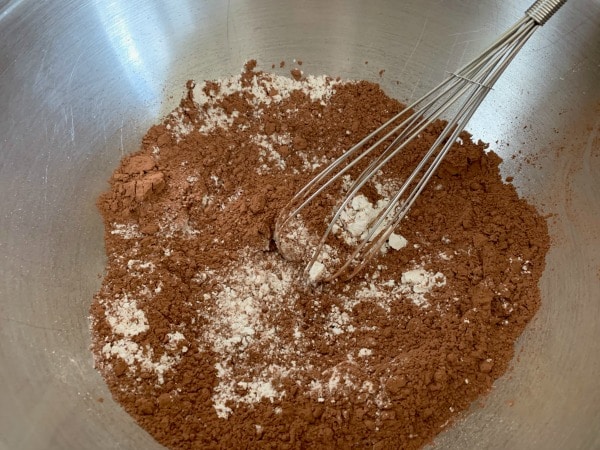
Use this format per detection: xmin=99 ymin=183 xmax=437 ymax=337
xmin=1 ymin=0 xmax=599 ymax=448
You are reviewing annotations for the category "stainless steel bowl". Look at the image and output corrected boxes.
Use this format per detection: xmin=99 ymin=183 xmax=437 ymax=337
xmin=1 ymin=0 xmax=599 ymax=449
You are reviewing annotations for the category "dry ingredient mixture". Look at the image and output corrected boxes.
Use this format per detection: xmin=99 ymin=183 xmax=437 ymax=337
xmin=90 ymin=61 xmax=550 ymax=449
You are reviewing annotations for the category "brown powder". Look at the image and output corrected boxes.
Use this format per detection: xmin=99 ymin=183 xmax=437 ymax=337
xmin=290 ymin=67 xmax=303 ymax=81
xmin=90 ymin=62 xmax=550 ymax=449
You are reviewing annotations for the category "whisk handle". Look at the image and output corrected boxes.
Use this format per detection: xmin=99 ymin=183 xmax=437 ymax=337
xmin=526 ymin=0 xmax=567 ymax=25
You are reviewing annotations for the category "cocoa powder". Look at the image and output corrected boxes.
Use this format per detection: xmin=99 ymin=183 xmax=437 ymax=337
xmin=90 ymin=62 xmax=550 ymax=449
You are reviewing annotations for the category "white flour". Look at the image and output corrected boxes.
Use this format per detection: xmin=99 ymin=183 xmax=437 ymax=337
xmin=193 ymin=72 xmax=342 ymax=108
xmin=100 ymin=290 xmax=184 ymax=384
xmin=334 ymin=194 xmax=390 ymax=245
xmin=105 ymin=294 xmax=149 ymax=337
xmin=199 ymin=251 xmax=301 ymax=418
xmin=189 ymin=71 xmax=344 ymax=139
xmin=194 ymin=239 xmax=447 ymax=417
xmin=101 ymin=339 xmax=181 ymax=385
xmin=399 ymin=268 xmax=447 ymax=307
xmin=252 ymin=132 xmax=290 ymax=173
xmin=110 ymin=223 xmax=142 ymax=239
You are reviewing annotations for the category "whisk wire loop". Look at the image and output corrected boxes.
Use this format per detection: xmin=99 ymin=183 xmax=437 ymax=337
xmin=275 ymin=2 xmax=565 ymax=282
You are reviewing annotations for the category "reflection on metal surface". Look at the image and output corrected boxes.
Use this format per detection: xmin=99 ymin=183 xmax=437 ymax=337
xmin=0 ymin=0 xmax=599 ymax=449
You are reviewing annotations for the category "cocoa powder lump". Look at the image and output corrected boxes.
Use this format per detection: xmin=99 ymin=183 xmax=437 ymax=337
xmin=90 ymin=62 xmax=550 ymax=449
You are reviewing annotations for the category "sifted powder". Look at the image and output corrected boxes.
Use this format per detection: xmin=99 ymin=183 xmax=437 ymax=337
xmin=90 ymin=61 xmax=550 ymax=449
xmin=105 ymin=294 xmax=149 ymax=337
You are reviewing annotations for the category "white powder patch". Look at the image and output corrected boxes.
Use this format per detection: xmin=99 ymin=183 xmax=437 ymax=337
xmin=200 ymin=108 xmax=239 ymax=134
xmin=328 ymin=178 xmax=407 ymax=253
xmin=326 ymin=306 xmax=354 ymax=336
xmin=110 ymin=223 xmax=142 ymax=239
xmin=158 ymin=213 xmax=200 ymax=239
xmin=221 ymin=188 xmax=244 ymax=209
xmin=205 ymin=72 xmax=345 ymax=107
xmin=347 ymin=265 xmax=447 ymax=310
xmin=371 ymin=177 xmax=402 ymax=199
xmin=201 ymin=251 xmax=299 ymax=418
xmin=101 ymin=340 xmax=180 ymax=385
xmin=388 ymin=233 xmax=408 ymax=250
xmin=191 ymin=72 xmax=344 ymax=142
xmin=252 ymin=133 xmax=290 ymax=173
xmin=168 ymin=110 xmax=194 ymax=139
xmin=101 ymin=339 xmax=140 ymax=366
xmin=400 ymin=268 xmax=447 ymax=307
xmin=201 ymin=194 xmax=213 ymax=207
xmin=438 ymin=252 xmax=452 ymax=261
xmin=212 ymin=363 xmax=285 ymax=419
xmin=308 ymin=261 xmax=326 ymax=283
xmin=105 ymin=294 xmax=149 ymax=337
xmin=309 ymin=365 xmax=361 ymax=399
xmin=333 ymin=194 xmax=392 ymax=246
xmin=358 ymin=348 xmax=373 ymax=357
xmin=166 ymin=332 xmax=185 ymax=349
xmin=354 ymin=282 xmax=392 ymax=313
xmin=296 ymin=150 xmax=329 ymax=172
xmin=100 ymin=292 xmax=184 ymax=384
xmin=277 ymin=215 xmax=314 ymax=260
xmin=126 ymin=260 xmax=156 ymax=276
xmin=277 ymin=216 xmax=339 ymax=279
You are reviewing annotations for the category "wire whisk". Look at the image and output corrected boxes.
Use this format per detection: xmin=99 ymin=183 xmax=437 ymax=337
xmin=275 ymin=0 xmax=567 ymax=282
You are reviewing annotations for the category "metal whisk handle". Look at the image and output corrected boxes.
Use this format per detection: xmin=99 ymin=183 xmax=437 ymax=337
xmin=526 ymin=0 xmax=567 ymax=25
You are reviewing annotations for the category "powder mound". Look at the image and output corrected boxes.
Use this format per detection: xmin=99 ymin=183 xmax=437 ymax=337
xmin=91 ymin=62 xmax=550 ymax=450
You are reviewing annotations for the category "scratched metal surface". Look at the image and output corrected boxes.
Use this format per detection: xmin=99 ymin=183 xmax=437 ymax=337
xmin=0 ymin=0 xmax=599 ymax=449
